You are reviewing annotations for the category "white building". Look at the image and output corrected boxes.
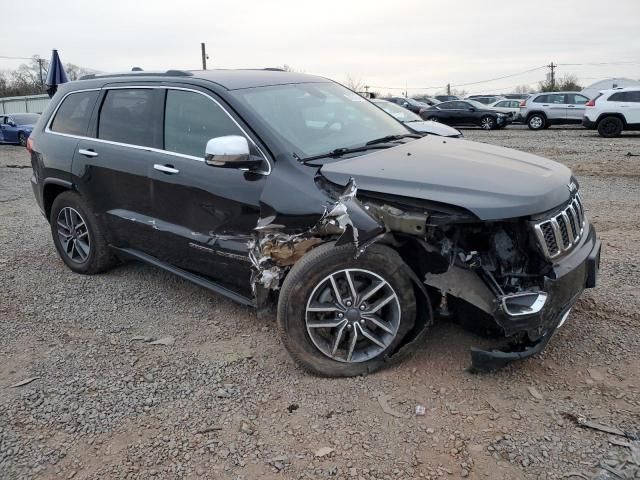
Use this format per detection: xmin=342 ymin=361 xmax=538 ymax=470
xmin=581 ymin=78 xmax=640 ymax=99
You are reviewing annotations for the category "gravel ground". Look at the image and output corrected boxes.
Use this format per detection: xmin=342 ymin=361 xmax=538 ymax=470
xmin=1 ymin=126 xmax=639 ymax=480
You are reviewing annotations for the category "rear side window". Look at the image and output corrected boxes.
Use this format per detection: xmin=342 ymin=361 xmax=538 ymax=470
xmin=629 ymin=91 xmax=640 ymax=102
xmin=50 ymin=91 xmax=99 ymax=136
xmin=164 ymin=90 xmax=243 ymax=158
xmin=98 ymin=89 xmax=163 ymax=147
xmin=533 ymin=95 xmax=548 ymax=103
xmin=607 ymin=91 xmax=640 ymax=102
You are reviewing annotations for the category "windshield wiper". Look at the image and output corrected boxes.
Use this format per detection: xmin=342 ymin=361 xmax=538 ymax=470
xmin=301 ymin=144 xmax=392 ymax=163
xmin=365 ymin=133 xmax=421 ymax=145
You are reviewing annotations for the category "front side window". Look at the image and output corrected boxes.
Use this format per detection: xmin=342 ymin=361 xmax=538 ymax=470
xmin=164 ymin=90 xmax=244 ymax=158
xmin=50 ymin=91 xmax=99 ymax=136
xmin=98 ymin=89 xmax=162 ymax=147
xmin=232 ymin=82 xmax=408 ymax=158
xmin=628 ymin=91 xmax=640 ymax=102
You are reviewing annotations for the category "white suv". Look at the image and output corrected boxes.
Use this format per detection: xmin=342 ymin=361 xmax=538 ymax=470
xmin=583 ymin=88 xmax=640 ymax=137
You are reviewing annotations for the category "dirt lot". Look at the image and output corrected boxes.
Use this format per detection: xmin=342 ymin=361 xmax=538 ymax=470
xmin=1 ymin=126 xmax=639 ymax=480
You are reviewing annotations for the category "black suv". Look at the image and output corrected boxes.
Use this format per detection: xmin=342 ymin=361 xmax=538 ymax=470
xmin=28 ymin=69 xmax=601 ymax=376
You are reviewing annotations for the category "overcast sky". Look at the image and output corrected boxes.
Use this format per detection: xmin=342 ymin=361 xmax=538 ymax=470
xmin=2 ymin=0 xmax=639 ymax=95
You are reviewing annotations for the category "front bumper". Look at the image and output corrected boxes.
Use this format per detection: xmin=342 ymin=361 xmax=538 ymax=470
xmin=471 ymin=223 xmax=601 ymax=370
xmin=582 ymin=117 xmax=597 ymax=129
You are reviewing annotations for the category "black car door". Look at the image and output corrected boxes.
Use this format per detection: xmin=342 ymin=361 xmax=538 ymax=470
xmin=146 ymin=87 xmax=269 ymax=293
xmin=72 ymin=87 xmax=164 ymax=249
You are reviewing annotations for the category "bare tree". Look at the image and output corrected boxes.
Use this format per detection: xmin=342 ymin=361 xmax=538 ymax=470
xmin=343 ymin=75 xmax=365 ymax=92
xmin=538 ymin=73 xmax=581 ymax=92
xmin=513 ymin=84 xmax=533 ymax=94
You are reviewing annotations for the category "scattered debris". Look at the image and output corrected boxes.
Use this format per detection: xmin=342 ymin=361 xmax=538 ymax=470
xmin=4 ymin=164 xmax=32 ymax=169
xmin=563 ymin=412 xmax=626 ymax=437
xmin=625 ymin=152 xmax=639 ymax=156
xmin=131 ymin=335 xmax=154 ymax=342
xmin=564 ymin=473 xmax=589 ymax=479
xmin=527 ymin=386 xmax=544 ymax=400
xmin=287 ymin=403 xmax=299 ymax=413
xmin=415 ymin=404 xmax=426 ymax=416
xmin=196 ymin=426 xmax=223 ymax=434
xmin=315 ymin=447 xmax=335 ymax=458
xmin=149 ymin=336 xmax=175 ymax=346
xmin=588 ymin=368 xmax=605 ymax=382
xmin=377 ymin=394 xmax=410 ymax=419
xmin=8 ymin=376 xmax=40 ymax=388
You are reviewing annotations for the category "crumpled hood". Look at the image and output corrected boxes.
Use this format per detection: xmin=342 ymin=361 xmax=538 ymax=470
xmin=320 ymin=136 xmax=572 ymax=220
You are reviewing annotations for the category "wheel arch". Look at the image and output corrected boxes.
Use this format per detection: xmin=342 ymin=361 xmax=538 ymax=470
xmin=43 ymin=179 xmax=74 ymax=221
xmin=526 ymin=110 xmax=547 ymax=120
xmin=596 ymin=113 xmax=627 ymax=127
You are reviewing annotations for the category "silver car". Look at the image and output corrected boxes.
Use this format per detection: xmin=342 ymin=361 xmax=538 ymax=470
xmin=519 ymin=91 xmax=590 ymax=130
xmin=490 ymin=99 xmax=522 ymax=119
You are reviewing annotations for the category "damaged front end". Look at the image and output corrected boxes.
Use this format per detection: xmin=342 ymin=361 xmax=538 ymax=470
xmin=359 ymin=191 xmax=601 ymax=371
xmin=248 ymin=161 xmax=600 ymax=372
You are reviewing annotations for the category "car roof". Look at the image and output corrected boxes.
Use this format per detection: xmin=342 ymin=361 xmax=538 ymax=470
xmin=78 ymin=69 xmax=331 ymax=90
xmin=599 ymin=86 xmax=640 ymax=94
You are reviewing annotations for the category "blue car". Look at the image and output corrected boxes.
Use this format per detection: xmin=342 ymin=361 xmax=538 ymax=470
xmin=0 ymin=113 xmax=41 ymax=146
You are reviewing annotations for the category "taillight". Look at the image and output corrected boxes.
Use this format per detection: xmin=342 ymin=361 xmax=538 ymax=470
xmin=26 ymin=137 xmax=34 ymax=154
xmin=519 ymin=100 xmax=526 ymax=107
xmin=585 ymin=99 xmax=596 ymax=107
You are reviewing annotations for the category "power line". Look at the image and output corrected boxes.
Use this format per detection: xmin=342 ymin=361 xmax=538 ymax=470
xmin=0 ymin=55 xmax=34 ymax=60
xmin=369 ymin=65 xmax=547 ymax=91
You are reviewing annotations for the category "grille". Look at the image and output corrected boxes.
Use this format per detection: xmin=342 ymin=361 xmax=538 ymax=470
xmin=533 ymin=193 xmax=585 ymax=259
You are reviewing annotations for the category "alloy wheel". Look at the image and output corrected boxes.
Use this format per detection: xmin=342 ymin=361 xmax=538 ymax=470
xmin=305 ymin=268 xmax=401 ymax=363
xmin=56 ymin=207 xmax=91 ymax=263
xmin=529 ymin=116 xmax=543 ymax=129
xmin=18 ymin=133 xmax=26 ymax=147
xmin=481 ymin=117 xmax=495 ymax=130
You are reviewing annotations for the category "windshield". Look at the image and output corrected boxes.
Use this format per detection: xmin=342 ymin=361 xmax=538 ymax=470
xmin=373 ymin=101 xmax=422 ymax=122
xmin=231 ymin=83 xmax=409 ymax=157
xmin=10 ymin=113 xmax=40 ymax=125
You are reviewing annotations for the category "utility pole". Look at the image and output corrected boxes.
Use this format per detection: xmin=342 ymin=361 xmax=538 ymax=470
xmin=37 ymin=58 xmax=44 ymax=89
xmin=547 ymin=61 xmax=556 ymax=90
xmin=201 ymin=43 xmax=208 ymax=70
xmin=446 ymin=83 xmax=451 ymax=96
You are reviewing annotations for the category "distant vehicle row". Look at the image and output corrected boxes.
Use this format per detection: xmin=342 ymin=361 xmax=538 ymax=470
xmin=0 ymin=113 xmax=40 ymax=145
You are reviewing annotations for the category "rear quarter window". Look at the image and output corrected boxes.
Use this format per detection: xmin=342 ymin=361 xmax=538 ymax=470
xmin=49 ymin=91 xmax=99 ymax=136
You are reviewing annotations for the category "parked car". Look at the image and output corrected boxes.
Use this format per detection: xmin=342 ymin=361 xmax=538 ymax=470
xmin=434 ymin=95 xmax=460 ymax=102
xmin=465 ymin=95 xmax=505 ymax=105
xmin=502 ymin=93 xmax=531 ymax=100
xmin=0 ymin=113 xmax=40 ymax=146
xmin=382 ymin=97 xmax=430 ymax=114
xmin=519 ymin=92 xmax=590 ymax=130
xmin=411 ymin=95 xmax=441 ymax=106
xmin=371 ymin=99 xmax=462 ymax=137
xmin=421 ymin=100 xmax=511 ymax=129
xmin=29 ymin=69 xmax=600 ymax=377
xmin=582 ymin=88 xmax=640 ymax=137
xmin=489 ymin=99 xmax=523 ymax=119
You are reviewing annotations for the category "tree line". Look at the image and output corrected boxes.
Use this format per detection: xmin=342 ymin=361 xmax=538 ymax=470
xmin=0 ymin=56 xmax=92 ymax=98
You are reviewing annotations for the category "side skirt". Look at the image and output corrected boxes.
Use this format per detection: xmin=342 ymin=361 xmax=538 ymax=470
xmin=111 ymin=247 xmax=255 ymax=307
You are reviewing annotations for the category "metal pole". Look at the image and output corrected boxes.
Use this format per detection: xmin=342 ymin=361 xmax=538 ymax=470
xmin=38 ymin=58 xmax=44 ymax=90
xmin=201 ymin=43 xmax=207 ymax=70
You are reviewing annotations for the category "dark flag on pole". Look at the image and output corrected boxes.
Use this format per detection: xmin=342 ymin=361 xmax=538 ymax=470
xmin=45 ymin=49 xmax=69 ymax=98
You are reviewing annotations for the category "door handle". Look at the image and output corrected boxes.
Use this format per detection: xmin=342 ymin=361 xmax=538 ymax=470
xmin=154 ymin=164 xmax=179 ymax=174
xmin=78 ymin=149 xmax=98 ymax=157
xmin=567 ymin=105 xmax=576 ymax=108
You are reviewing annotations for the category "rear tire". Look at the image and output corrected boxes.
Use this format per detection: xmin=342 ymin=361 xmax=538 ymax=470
xmin=277 ymin=243 xmax=416 ymax=377
xmin=18 ymin=132 xmax=27 ymax=147
xmin=597 ymin=116 xmax=623 ymax=138
xmin=527 ymin=114 xmax=546 ymax=130
xmin=50 ymin=191 xmax=117 ymax=274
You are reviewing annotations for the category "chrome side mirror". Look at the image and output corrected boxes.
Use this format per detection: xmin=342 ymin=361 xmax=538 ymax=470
xmin=205 ymin=135 xmax=260 ymax=169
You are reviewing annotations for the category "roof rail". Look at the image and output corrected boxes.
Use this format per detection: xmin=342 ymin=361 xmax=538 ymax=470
xmin=263 ymin=67 xmax=285 ymax=72
xmin=79 ymin=70 xmax=193 ymax=81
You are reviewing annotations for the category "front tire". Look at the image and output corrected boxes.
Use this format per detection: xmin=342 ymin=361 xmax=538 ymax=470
xmin=277 ymin=243 xmax=416 ymax=377
xmin=18 ymin=132 xmax=27 ymax=147
xmin=527 ymin=114 xmax=546 ymax=130
xmin=597 ymin=116 xmax=623 ymax=138
xmin=480 ymin=116 xmax=496 ymax=130
xmin=50 ymin=191 xmax=117 ymax=274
